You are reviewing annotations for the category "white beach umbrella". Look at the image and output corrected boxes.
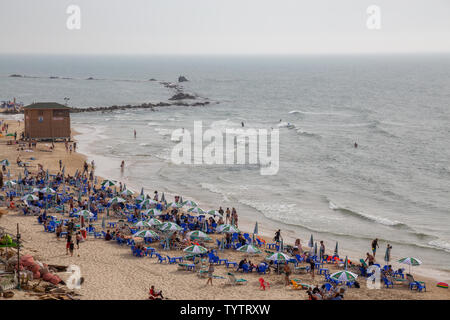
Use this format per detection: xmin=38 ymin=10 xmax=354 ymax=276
xmin=330 ymin=270 xmax=358 ymax=283
xmin=182 ymin=200 xmax=198 ymax=207
xmin=133 ymin=230 xmax=159 ymax=239
xmin=398 ymin=257 xmax=422 ymax=273
xmin=40 ymin=187 xmax=56 ymax=194
xmin=207 ymin=210 xmax=223 ymax=217
xmin=183 ymin=244 xmax=207 ymax=255
xmin=121 ymin=189 xmax=134 ymax=197
xmin=74 ymin=210 xmax=94 ymax=219
xmin=265 ymin=252 xmax=292 ymax=263
xmin=101 ymin=179 xmax=117 ymax=187
xmin=167 ymin=202 xmax=182 ymax=209
xmin=186 ymin=230 xmax=211 ymax=240
xmin=159 ymin=222 xmax=183 ymax=232
xmin=143 ymin=209 xmax=164 ymax=216
xmin=109 ymin=196 xmax=126 ymax=204
xmin=140 ymin=198 xmax=157 ymax=208
xmin=216 ymin=224 xmax=240 ymax=234
xmin=4 ymin=180 xmax=16 ymax=188
xmin=21 ymin=194 xmax=39 ymax=201
xmin=134 ymin=221 xmax=152 ymax=228
xmin=187 ymin=207 xmax=206 ymax=215
xmin=147 ymin=218 xmax=163 ymax=227
xmin=236 ymin=244 xmax=262 ymax=254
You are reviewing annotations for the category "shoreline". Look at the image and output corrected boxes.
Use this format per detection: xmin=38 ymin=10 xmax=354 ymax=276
xmin=71 ymin=122 xmax=450 ymax=283
xmin=1 ymin=117 xmax=449 ymax=300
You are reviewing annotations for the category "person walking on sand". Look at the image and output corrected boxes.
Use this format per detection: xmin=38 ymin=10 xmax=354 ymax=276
xmin=59 ymin=159 xmax=62 ymax=171
xmin=365 ymin=252 xmax=375 ymax=266
xmin=69 ymin=144 xmax=73 ymax=154
xmin=134 ymin=129 xmax=136 ymax=139
xmin=206 ymin=263 xmax=214 ymax=286
xmin=69 ymin=240 xmax=75 ymax=257
xmin=284 ymin=263 xmax=291 ymax=286
xmin=120 ymin=160 xmax=125 ymax=173
xmin=308 ymin=254 xmax=315 ymax=279
xmin=66 ymin=231 xmax=72 ymax=255
xmin=371 ymin=238 xmax=379 ymax=257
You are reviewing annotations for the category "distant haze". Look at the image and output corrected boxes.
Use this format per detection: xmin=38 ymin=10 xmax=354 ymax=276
xmin=1 ymin=0 xmax=449 ymax=55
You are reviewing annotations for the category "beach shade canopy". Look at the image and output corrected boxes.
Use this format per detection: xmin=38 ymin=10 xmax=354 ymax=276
xmin=183 ymin=244 xmax=207 ymax=255
xmin=207 ymin=210 xmax=223 ymax=217
xmin=133 ymin=230 xmax=159 ymax=239
xmin=253 ymin=222 xmax=258 ymax=235
xmin=266 ymin=252 xmax=292 ymax=263
xmin=32 ymin=187 xmax=41 ymax=193
xmin=398 ymin=257 xmax=422 ymax=273
xmin=330 ymin=270 xmax=358 ymax=283
xmin=41 ymin=187 xmax=56 ymax=194
xmin=236 ymin=244 xmax=262 ymax=254
xmin=147 ymin=218 xmax=163 ymax=227
xmin=182 ymin=200 xmax=198 ymax=207
xmin=121 ymin=189 xmax=134 ymax=197
xmin=343 ymin=256 xmax=348 ymax=270
xmin=187 ymin=207 xmax=206 ymax=215
xmin=186 ymin=230 xmax=211 ymax=240
xmin=139 ymin=198 xmax=158 ymax=208
xmin=101 ymin=179 xmax=117 ymax=187
xmin=21 ymin=194 xmax=39 ymax=201
xmin=334 ymin=242 xmax=339 ymax=256
xmin=143 ymin=208 xmax=163 ymax=216
xmin=1 ymin=159 xmax=10 ymax=166
xmin=109 ymin=196 xmax=126 ymax=204
xmin=398 ymin=257 xmax=422 ymax=266
xmin=167 ymin=202 xmax=182 ymax=209
xmin=75 ymin=210 xmax=94 ymax=219
xmin=136 ymin=194 xmax=145 ymax=202
xmin=133 ymin=221 xmax=152 ymax=228
xmin=216 ymin=224 xmax=240 ymax=234
xmin=4 ymin=180 xmax=16 ymax=188
xmin=159 ymin=222 xmax=183 ymax=232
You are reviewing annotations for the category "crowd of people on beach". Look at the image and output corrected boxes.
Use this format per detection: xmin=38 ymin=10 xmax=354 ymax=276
xmin=0 ymin=125 xmax=429 ymax=300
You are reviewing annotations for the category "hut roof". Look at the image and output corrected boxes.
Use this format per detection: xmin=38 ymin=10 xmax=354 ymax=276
xmin=23 ymin=102 xmax=70 ymax=110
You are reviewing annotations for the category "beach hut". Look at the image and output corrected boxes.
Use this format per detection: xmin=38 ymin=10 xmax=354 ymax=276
xmin=23 ymin=102 xmax=71 ymax=140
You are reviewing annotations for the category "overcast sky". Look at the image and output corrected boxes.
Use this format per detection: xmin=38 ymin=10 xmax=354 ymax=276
xmin=1 ymin=0 xmax=449 ymax=55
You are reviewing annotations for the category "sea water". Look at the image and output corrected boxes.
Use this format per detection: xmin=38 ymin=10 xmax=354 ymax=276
xmin=1 ymin=54 xmax=449 ymax=279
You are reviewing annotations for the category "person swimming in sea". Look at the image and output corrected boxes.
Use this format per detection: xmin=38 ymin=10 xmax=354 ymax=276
xmin=354 ymin=142 xmax=358 ymax=148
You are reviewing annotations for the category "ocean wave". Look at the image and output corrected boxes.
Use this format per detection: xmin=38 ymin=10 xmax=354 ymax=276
xmin=147 ymin=122 xmax=161 ymax=126
xmin=328 ymin=200 xmax=409 ymax=229
xmin=154 ymin=128 xmax=172 ymax=136
xmin=277 ymin=121 xmax=295 ymax=129
xmin=428 ymin=239 xmax=450 ymax=253
xmin=288 ymin=110 xmax=353 ymax=117
xmin=200 ymin=183 xmax=230 ymax=202
xmin=296 ymin=129 xmax=321 ymax=139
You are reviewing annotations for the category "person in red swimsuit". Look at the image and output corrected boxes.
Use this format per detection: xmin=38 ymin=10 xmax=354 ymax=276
xmin=149 ymin=285 xmax=164 ymax=300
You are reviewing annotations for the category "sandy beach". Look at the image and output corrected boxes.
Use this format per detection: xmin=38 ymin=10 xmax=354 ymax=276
xmin=1 ymin=118 xmax=449 ymax=300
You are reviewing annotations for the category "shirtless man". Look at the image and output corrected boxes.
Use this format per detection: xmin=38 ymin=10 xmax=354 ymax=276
xmin=365 ymin=252 xmax=375 ymax=266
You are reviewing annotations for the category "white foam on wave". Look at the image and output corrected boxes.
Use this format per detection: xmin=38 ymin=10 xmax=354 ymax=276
xmin=200 ymin=183 xmax=231 ymax=202
xmin=277 ymin=121 xmax=295 ymax=128
xmin=328 ymin=200 xmax=403 ymax=227
xmin=428 ymin=239 xmax=450 ymax=253
xmin=154 ymin=127 xmax=172 ymax=136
